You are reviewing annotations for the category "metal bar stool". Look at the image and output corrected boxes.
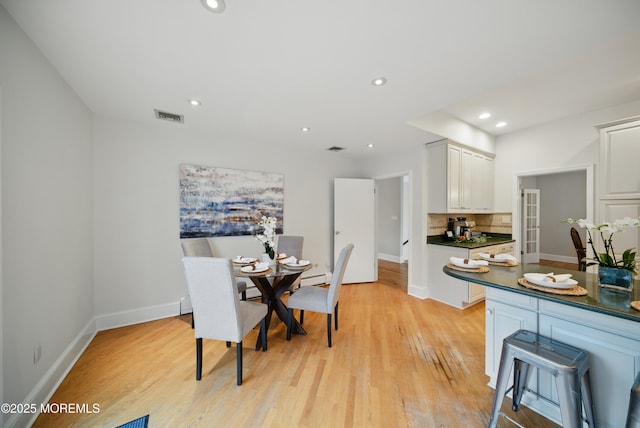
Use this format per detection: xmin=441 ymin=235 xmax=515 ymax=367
xmin=489 ymin=330 xmax=596 ymax=428
xmin=626 ymin=372 xmax=640 ymax=427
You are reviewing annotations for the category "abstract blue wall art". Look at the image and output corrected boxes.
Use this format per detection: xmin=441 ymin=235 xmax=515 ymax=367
xmin=179 ymin=164 xmax=284 ymax=238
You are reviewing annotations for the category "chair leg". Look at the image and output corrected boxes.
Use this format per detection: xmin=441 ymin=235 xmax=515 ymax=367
xmin=241 ymin=290 xmax=247 ymax=301
xmin=196 ymin=338 xmax=203 ymax=381
xmin=191 ymin=313 xmax=195 ymax=329
xmin=236 ymin=340 xmax=243 ymax=385
xmin=334 ymin=302 xmax=339 ymax=330
xmin=226 ymin=341 xmax=231 ymax=347
xmin=300 ymin=310 xmax=304 ymax=324
xmin=261 ymin=317 xmax=267 ymax=352
xmin=327 ymin=314 xmax=332 ymax=348
xmin=286 ymin=308 xmax=293 ymax=340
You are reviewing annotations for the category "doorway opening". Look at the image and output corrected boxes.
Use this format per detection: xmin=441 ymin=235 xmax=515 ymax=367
xmin=514 ymin=165 xmax=594 ymax=268
xmin=374 ymin=173 xmax=411 ymax=291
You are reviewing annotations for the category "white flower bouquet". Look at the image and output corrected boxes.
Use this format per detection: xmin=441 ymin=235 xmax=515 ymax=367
xmin=254 ymin=216 xmax=277 ymax=259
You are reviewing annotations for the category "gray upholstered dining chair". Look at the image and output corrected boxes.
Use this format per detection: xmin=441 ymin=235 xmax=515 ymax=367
xmin=286 ymin=243 xmax=354 ymax=347
xmin=276 ymin=235 xmax=304 ymax=290
xmin=181 ymin=257 xmax=268 ymax=385
xmin=181 ymin=238 xmax=247 ymax=300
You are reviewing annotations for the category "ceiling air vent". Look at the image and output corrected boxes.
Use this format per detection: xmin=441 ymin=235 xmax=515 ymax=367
xmin=154 ymin=109 xmax=184 ymax=124
xmin=326 ymin=146 xmax=346 ymax=152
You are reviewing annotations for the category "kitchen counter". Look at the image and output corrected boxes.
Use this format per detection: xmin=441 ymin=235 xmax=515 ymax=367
xmin=427 ymin=233 xmax=514 ymax=249
xmin=443 ymin=263 xmax=640 ymax=322
xmin=444 ymin=262 xmax=640 ymax=427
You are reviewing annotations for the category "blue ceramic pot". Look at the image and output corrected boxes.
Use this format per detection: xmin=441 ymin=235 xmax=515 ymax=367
xmin=598 ymin=265 xmax=633 ymax=289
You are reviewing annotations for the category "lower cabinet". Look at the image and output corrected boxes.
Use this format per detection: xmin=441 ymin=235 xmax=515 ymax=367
xmin=486 ymin=288 xmax=640 ymax=427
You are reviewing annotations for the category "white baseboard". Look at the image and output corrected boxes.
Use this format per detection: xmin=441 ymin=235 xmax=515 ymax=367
xmin=301 ymin=272 xmax=330 ymax=286
xmin=539 ymin=253 xmax=577 ymax=264
xmin=8 ymin=319 xmax=97 ymax=428
xmin=378 ymin=253 xmax=402 ymax=263
xmin=408 ymin=283 xmax=429 ymax=299
xmin=94 ymin=302 xmax=180 ymax=331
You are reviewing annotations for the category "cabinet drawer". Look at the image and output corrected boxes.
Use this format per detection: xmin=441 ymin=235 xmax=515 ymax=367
xmin=486 ymin=287 xmax=538 ymax=310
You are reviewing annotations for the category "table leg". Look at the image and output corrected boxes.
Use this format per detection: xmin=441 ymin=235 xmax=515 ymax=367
xmin=249 ymin=274 xmax=306 ymax=351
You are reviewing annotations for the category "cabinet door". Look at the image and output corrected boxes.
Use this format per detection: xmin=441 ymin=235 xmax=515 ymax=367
xmin=540 ymin=314 xmax=640 ymax=428
xmin=600 ymin=119 xmax=640 ymax=199
xmin=460 ymin=149 xmax=474 ymax=211
xmin=447 ymin=145 xmax=463 ymax=211
xmin=485 ymin=299 xmax=538 ymax=385
xmin=599 ymin=200 xmax=640 ymax=265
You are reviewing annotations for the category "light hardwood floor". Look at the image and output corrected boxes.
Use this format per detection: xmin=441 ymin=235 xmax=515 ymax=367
xmin=34 ymin=260 xmax=558 ymax=427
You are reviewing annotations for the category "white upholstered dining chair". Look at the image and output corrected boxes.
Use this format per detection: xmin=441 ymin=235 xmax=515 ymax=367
xmin=286 ymin=243 xmax=354 ymax=347
xmin=276 ymin=235 xmax=304 ymax=291
xmin=181 ymin=257 xmax=268 ymax=385
xmin=181 ymin=238 xmax=247 ymax=300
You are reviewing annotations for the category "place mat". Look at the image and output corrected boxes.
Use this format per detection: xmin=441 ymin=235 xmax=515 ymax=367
xmin=488 ymin=260 xmax=519 ymax=267
xmin=237 ymin=267 xmax=272 ymax=276
xmin=631 ymin=301 xmax=640 ymax=312
xmin=446 ymin=263 xmax=489 ymax=273
xmin=518 ymin=278 xmax=587 ymax=296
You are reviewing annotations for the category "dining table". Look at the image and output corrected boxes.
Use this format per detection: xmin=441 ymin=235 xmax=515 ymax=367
xmin=235 ymin=259 xmax=312 ymax=351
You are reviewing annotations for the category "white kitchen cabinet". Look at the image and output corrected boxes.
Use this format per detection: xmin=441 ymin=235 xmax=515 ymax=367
xmin=539 ymin=301 xmax=640 ymax=428
xmin=427 ymin=140 xmax=495 ymax=213
xmin=427 ymin=241 xmax=514 ymax=309
xmin=485 ymin=288 xmax=538 ymax=386
xmin=598 ymin=118 xmax=640 ymax=200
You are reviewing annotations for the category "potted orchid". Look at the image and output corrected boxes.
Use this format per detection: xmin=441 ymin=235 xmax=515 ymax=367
xmin=254 ymin=216 xmax=277 ymax=260
xmin=564 ymin=217 xmax=639 ymax=288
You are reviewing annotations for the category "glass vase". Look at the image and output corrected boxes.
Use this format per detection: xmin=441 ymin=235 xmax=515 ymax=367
xmin=598 ymin=265 xmax=633 ymax=290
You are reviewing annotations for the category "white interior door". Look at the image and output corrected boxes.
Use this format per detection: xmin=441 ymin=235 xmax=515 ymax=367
xmin=522 ymin=188 xmax=540 ymax=263
xmin=334 ymin=178 xmax=376 ymax=283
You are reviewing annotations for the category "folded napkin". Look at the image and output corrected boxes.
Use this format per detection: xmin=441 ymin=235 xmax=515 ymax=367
xmin=542 ymin=273 xmax=572 ymax=283
xmin=243 ymin=262 xmax=269 ymax=271
xmin=280 ymin=256 xmax=298 ymax=264
xmin=450 ymin=257 xmax=489 ymax=268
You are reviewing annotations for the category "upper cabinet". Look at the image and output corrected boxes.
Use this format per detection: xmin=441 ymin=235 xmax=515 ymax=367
xmin=428 ymin=140 xmax=495 ymax=213
xmin=599 ymin=118 xmax=640 ymax=200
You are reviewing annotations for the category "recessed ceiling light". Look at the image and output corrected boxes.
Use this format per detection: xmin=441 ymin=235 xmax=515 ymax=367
xmin=301 ymin=127 xmax=310 ymax=132
xmin=371 ymin=77 xmax=387 ymax=86
xmin=496 ymin=121 xmax=507 ymax=128
xmin=367 ymin=143 xmax=375 ymax=148
xmin=479 ymin=112 xmax=491 ymax=119
xmin=200 ymin=0 xmax=225 ymax=13
xmin=188 ymin=99 xmax=202 ymax=107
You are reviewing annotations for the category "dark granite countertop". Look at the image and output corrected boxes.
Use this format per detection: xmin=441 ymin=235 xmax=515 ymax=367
xmin=427 ymin=233 xmax=514 ymax=249
xmin=443 ymin=263 xmax=640 ymax=323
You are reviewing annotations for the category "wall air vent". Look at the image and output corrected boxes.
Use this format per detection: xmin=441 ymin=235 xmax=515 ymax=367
xmin=154 ymin=109 xmax=184 ymax=124
xmin=326 ymin=146 xmax=346 ymax=152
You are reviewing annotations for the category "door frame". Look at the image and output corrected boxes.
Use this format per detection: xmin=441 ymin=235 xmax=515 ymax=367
xmin=512 ymin=164 xmax=594 ymax=263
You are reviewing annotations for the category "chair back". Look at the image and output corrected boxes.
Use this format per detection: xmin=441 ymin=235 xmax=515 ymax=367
xmin=327 ymin=244 xmax=354 ymax=310
xmin=277 ymin=235 xmax=304 ymax=259
xmin=181 ymin=238 xmax=214 ymax=257
xmin=570 ymin=227 xmax=587 ymax=271
xmin=181 ymin=257 xmax=243 ymax=342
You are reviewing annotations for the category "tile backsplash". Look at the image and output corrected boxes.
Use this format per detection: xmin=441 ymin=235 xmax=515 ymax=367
xmin=427 ymin=213 xmax=513 ymax=236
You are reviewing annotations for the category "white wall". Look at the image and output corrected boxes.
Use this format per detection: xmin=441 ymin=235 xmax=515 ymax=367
xmin=1 ymin=5 xmax=94 ymax=423
xmin=92 ymin=116 xmax=360 ymax=321
xmin=494 ymin=99 xmax=640 ymax=213
xmin=360 ymin=144 xmax=428 ymax=298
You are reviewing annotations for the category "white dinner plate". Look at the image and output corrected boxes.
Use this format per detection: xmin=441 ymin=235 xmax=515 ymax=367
xmin=283 ymin=260 xmax=311 ymax=268
xmin=233 ymin=257 xmax=258 ymax=265
xmin=523 ymin=273 xmax=577 ymax=289
xmin=240 ymin=264 xmax=269 ymax=273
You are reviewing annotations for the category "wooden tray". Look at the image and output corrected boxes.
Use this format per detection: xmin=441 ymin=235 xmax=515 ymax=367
xmin=518 ymin=278 xmax=587 ymax=296
xmin=446 ymin=263 xmax=489 ymax=273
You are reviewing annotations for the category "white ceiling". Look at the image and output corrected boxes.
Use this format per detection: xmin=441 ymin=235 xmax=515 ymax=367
xmin=2 ymin=0 xmax=640 ymax=158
